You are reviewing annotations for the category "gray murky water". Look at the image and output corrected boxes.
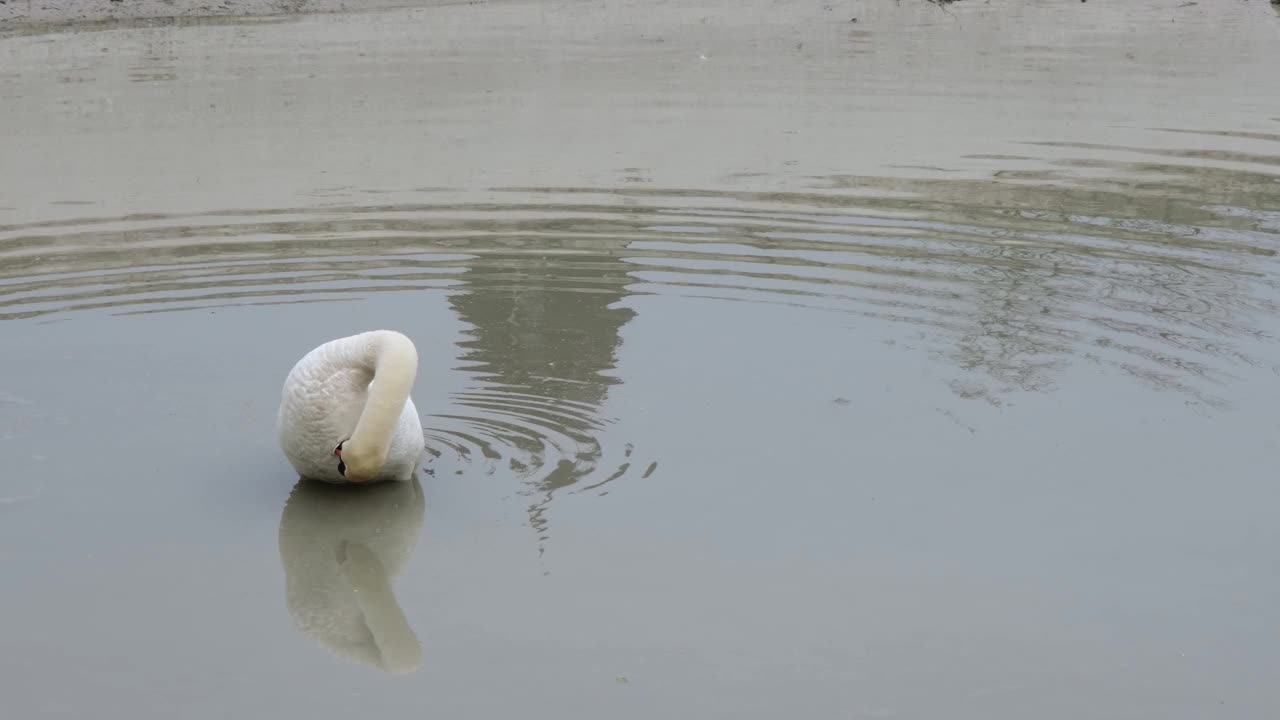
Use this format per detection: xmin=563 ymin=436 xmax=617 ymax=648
xmin=2 ymin=1 xmax=1279 ymax=717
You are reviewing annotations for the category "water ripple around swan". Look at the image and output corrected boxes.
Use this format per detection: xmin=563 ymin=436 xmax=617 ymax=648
xmin=2 ymin=150 xmax=1278 ymax=528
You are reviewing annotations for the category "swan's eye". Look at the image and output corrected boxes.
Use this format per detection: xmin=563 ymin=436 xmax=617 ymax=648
xmin=337 ymin=460 xmax=347 ymax=477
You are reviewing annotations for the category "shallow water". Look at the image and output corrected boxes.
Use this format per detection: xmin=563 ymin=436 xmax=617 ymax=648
xmin=2 ymin=1 xmax=1279 ymax=717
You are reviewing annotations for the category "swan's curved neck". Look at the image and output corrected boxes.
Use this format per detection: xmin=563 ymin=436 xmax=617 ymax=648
xmin=346 ymin=330 xmax=417 ymax=461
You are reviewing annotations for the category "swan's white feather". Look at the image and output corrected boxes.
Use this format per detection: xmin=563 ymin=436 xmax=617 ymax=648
xmin=277 ymin=330 xmax=424 ymax=483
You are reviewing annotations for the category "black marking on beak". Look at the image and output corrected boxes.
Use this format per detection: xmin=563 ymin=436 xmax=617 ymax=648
xmin=337 ymin=459 xmax=347 ymax=477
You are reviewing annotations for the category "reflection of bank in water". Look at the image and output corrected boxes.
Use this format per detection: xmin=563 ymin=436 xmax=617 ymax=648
xmin=2 ymin=140 xmax=1275 ymax=412
xmin=1 ymin=151 xmax=1274 ymax=417
xmin=277 ymin=477 xmax=425 ymax=674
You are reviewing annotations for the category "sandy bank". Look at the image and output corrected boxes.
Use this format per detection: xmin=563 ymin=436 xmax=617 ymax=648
xmin=0 ymin=0 xmax=444 ymax=26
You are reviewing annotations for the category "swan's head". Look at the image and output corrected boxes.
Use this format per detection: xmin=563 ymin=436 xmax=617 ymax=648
xmin=334 ymin=440 xmax=386 ymax=483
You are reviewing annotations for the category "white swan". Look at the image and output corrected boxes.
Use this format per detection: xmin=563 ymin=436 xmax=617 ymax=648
xmin=277 ymin=330 xmax=425 ymax=483
xmin=278 ymin=476 xmax=425 ymax=673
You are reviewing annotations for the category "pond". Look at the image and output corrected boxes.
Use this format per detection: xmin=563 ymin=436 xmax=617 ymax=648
xmin=1 ymin=1 xmax=1278 ymax=717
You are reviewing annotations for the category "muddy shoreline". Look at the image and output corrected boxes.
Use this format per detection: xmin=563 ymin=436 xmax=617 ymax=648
xmin=8 ymin=0 xmax=1274 ymax=32
xmin=0 ymin=0 xmax=435 ymax=26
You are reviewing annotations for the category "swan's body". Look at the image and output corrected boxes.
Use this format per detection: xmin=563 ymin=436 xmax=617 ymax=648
xmin=278 ymin=476 xmax=425 ymax=673
xmin=277 ymin=330 xmax=424 ymax=483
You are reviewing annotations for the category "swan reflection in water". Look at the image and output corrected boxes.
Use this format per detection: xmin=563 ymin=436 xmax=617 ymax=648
xmin=277 ymin=476 xmax=425 ymax=674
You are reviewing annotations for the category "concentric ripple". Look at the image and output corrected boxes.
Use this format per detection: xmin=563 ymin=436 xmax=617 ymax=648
xmin=425 ymin=384 xmax=653 ymax=548
xmin=3 ymin=147 xmax=1279 ymax=518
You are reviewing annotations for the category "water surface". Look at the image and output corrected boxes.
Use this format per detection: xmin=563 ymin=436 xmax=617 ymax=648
xmin=1 ymin=1 xmax=1278 ymax=718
